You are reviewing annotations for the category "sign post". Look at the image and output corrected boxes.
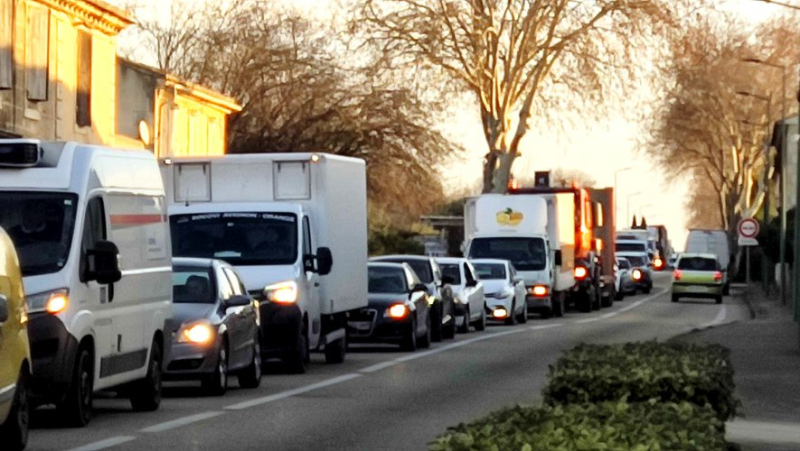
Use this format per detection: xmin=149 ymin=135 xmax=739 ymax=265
xmin=738 ymin=218 xmax=760 ymax=285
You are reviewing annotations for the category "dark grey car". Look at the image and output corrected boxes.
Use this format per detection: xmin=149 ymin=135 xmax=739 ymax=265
xmin=165 ymin=258 xmax=262 ymax=395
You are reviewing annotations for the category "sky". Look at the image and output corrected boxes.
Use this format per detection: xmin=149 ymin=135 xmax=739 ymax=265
xmin=108 ymin=0 xmax=794 ymax=251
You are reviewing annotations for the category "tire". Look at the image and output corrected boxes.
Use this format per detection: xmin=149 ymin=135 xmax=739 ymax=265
xmin=284 ymin=322 xmax=310 ymax=374
xmin=238 ymin=334 xmax=262 ymax=389
xmin=671 ymin=294 xmax=679 ymax=303
xmin=202 ymin=342 xmax=228 ymax=396
xmin=614 ymin=288 xmax=625 ymax=301
xmin=458 ymin=307 xmax=470 ymax=334
xmin=0 ymin=368 xmax=29 ymax=450
xmin=402 ymin=317 xmax=418 ymax=352
xmin=324 ymin=335 xmax=347 ymax=364
xmin=474 ymin=305 xmax=486 ymax=331
xmin=58 ymin=347 xmax=93 ymax=427
xmin=716 ymin=295 xmax=723 ymax=305
xmin=577 ymin=291 xmax=592 ymax=313
xmin=418 ymin=314 xmax=431 ymax=349
xmin=723 ymin=283 xmax=730 ymax=296
xmin=642 ymin=284 xmax=652 ymax=295
xmin=430 ymin=301 xmax=443 ymax=343
xmin=130 ymin=340 xmax=164 ymax=411
xmin=518 ymin=302 xmax=528 ymax=324
xmin=591 ymin=286 xmax=601 ymax=311
xmin=505 ymin=302 xmax=518 ymax=325
xmin=553 ymin=294 xmax=565 ymax=318
xmin=601 ymin=292 xmax=613 ymax=308
xmin=443 ymin=308 xmax=456 ymax=339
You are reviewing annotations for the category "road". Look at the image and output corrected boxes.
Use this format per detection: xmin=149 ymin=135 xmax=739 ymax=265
xmin=28 ymin=273 xmax=748 ymax=451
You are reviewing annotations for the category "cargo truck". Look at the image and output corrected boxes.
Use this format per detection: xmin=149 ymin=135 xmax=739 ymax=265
xmin=161 ymin=153 xmax=368 ymax=373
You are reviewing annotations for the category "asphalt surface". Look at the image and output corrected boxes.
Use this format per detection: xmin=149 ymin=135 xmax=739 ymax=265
xmin=28 ymin=273 xmax=749 ymax=451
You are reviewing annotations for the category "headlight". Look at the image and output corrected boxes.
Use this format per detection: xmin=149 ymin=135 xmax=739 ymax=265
xmin=632 ymin=269 xmax=643 ymax=281
xmin=27 ymin=289 xmax=69 ymax=314
xmin=385 ymin=303 xmax=409 ymax=319
xmin=527 ymin=285 xmax=549 ymax=297
xmin=264 ymin=281 xmax=298 ymax=304
xmin=177 ymin=321 xmax=215 ymax=344
xmin=492 ymin=308 xmax=508 ymax=319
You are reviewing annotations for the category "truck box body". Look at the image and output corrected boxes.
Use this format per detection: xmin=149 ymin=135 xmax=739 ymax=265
xmin=162 ymin=153 xmax=368 ymax=315
xmin=685 ymin=229 xmax=730 ymax=270
xmin=587 ymin=188 xmax=616 ymax=294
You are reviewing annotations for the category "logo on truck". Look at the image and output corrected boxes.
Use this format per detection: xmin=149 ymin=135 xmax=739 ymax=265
xmin=496 ymin=208 xmax=523 ymax=226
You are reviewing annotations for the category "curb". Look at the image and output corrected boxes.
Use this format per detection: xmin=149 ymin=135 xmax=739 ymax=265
xmin=735 ymin=286 xmax=756 ymax=320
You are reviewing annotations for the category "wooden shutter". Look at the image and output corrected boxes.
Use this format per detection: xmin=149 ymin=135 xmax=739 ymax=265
xmin=25 ymin=5 xmax=48 ymax=100
xmin=0 ymin=0 xmax=12 ymax=89
xmin=76 ymin=30 xmax=92 ymax=127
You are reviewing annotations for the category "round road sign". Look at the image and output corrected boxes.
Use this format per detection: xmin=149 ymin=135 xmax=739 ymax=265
xmin=738 ymin=218 xmax=760 ymax=238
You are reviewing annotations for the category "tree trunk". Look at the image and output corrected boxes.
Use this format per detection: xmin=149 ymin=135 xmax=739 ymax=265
xmin=490 ymin=152 xmax=516 ymax=194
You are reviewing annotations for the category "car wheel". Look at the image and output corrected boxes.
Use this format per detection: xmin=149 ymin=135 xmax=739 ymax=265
xmin=418 ymin=313 xmax=432 ymax=349
xmin=238 ymin=334 xmax=262 ymax=389
xmin=614 ymin=288 xmax=625 ymax=301
xmin=716 ymin=295 xmax=723 ymax=304
xmin=723 ymin=283 xmax=730 ymax=296
xmin=284 ymin=322 xmax=310 ymax=374
xmin=443 ymin=307 xmax=456 ymax=339
xmin=458 ymin=307 xmax=470 ymax=334
xmin=671 ymin=294 xmax=679 ymax=303
xmin=402 ymin=317 xmax=418 ymax=352
xmin=474 ymin=305 xmax=487 ymax=331
xmin=58 ymin=346 xmax=93 ymax=427
xmin=324 ymin=335 xmax=347 ymax=364
xmin=505 ymin=301 xmax=518 ymax=325
xmin=431 ymin=301 xmax=443 ymax=343
xmin=591 ymin=286 xmax=601 ymax=311
xmin=130 ymin=340 xmax=164 ymax=411
xmin=577 ymin=290 xmax=592 ymax=313
xmin=518 ymin=301 xmax=528 ymax=324
xmin=0 ymin=368 xmax=29 ymax=450
xmin=202 ymin=341 xmax=228 ymax=396
xmin=643 ymin=285 xmax=652 ymax=295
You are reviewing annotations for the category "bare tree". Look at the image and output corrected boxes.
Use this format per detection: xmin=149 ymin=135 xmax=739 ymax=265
xmin=359 ymin=0 xmax=682 ymax=193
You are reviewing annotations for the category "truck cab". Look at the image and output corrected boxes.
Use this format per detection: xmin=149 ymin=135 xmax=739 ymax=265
xmin=162 ymin=154 xmax=368 ymax=373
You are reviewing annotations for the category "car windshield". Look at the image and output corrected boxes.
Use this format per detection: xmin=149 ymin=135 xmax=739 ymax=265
xmin=617 ymin=242 xmax=647 ymax=253
xmin=624 ymin=256 xmax=647 ymax=267
xmin=618 ymin=259 xmax=631 ymax=270
xmin=473 ymin=263 xmax=507 ymax=280
xmin=439 ymin=263 xmax=461 ymax=284
xmin=173 ymin=266 xmax=216 ymax=304
xmin=378 ymin=258 xmax=433 ymax=283
xmin=468 ymin=237 xmax=546 ymax=271
xmin=0 ymin=192 xmax=78 ymax=277
xmin=678 ymin=257 xmax=718 ymax=271
xmin=171 ymin=212 xmax=298 ymax=266
xmin=368 ymin=266 xmax=409 ymax=294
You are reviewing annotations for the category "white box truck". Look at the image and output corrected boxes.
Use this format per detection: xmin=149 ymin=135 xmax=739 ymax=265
xmin=464 ymin=194 xmax=575 ymax=318
xmin=0 ymin=140 xmax=172 ymax=426
xmin=161 ymin=153 xmax=368 ymax=373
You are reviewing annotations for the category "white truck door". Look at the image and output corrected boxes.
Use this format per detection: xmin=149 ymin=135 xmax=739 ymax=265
xmin=302 ymin=216 xmax=321 ymax=347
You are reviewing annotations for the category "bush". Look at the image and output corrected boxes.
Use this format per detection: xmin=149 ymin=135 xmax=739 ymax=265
xmin=430 ymin=401 xmax=727 ymax=451
xmin=543 ymin=342 xmax=740 ymax=421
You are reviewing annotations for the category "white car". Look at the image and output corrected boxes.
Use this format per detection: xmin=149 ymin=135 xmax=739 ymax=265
xmin=436 ymin=257 xmax=486 ymax=332
xmin=470 ymin=259 xmax=527 ymax=325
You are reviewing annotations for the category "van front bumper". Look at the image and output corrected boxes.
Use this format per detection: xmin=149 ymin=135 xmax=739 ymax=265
xmin=27 ymin=313 xmax=78 ymax=405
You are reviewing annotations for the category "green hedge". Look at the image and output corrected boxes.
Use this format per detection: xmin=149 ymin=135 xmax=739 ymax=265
xmin=543 ymin=342 xmax=739 ymax=421
xmin=430 ymin=401 xmax=726 ymax=451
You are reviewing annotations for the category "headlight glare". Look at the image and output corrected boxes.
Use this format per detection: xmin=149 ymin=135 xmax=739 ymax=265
xmin=265 ymin=281 xmax=298 ymax=304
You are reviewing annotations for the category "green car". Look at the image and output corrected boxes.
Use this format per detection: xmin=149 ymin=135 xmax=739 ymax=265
xmin=671 ymin=253 xmax=723 ymax=304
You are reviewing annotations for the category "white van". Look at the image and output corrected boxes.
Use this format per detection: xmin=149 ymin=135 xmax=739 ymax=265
xmin=162 ymin=153 xmax=368 ymax=373
xmin=0 ymin=140 xmax=172 ymax=426
xmin=685 ymin=229 xmax=731 ymax=294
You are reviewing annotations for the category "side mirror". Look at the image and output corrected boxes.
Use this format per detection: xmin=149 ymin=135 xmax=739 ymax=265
xmin=411 ymin=283 xmax=427 ymax=293
xmin=86 ymin=240 xmax=122 ymax=285
xmin=512 ymin=275 xmax=524 ymax=284
xmin=0 ymin=295 xmax=8 ymax=323
xmin=442 ymin=275 xmax=455 ymax=285
xmin=316 ymin=247 xmax=333 ymax=276
xmin=225 ymin=294 xmax=252 ymax=308
xmin=554 ymin=250 xmax=563 ymax=266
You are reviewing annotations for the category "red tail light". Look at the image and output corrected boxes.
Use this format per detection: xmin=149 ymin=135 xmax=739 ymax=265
xmin=574 ymin=266 xmax=588 ymax=280
xmin=714 ymin=271 xmax=723 ymax=282
xmin=632 ymin=269 xmax=643 ymax=281
xmin=654 ymin=258 xmax=663 ymax=269
xmin=674 ymin=270 xmax=682 ymax=281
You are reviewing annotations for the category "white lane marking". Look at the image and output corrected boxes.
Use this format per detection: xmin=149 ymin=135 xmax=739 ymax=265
xmin=529 ymin=323 xmax=564 ymax=331
xmin=600 ymin=311 xmax=618 ymax=319
xmin=576 ymin=317 xmax=602 ymax=324
xmin=224 ymin=373 xmax=362 ymax=410
xmin=67 ymin=436 xmax=137 ymax=451
xmin=140 ymin=411 xmax=225 ymax=433
xmin=572 ymin=290 xmax=665 ymax=324
xmin=359 ymin=360 xmax=400 ymax=374
xmin=699 ymin=305 xmax=728 ymax=329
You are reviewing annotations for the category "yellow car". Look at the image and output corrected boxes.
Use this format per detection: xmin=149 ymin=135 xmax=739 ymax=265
xmin=671 ymin=253 xmax=724 ymax=304
xmin=0 ymin=227 xmax=30 ymax=450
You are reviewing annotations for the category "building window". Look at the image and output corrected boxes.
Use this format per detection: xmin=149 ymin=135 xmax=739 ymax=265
xmin=25 ymin=5 xmax=48 ymax=100
xmin=76 ymin=30 xmax=92 ymax=127
xmin=0 ymin=0 xmax=12 ymax=89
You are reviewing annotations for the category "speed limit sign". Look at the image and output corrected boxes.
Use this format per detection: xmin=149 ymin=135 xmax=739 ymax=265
xmin=737 ymin=218 xmax=759 ymax=246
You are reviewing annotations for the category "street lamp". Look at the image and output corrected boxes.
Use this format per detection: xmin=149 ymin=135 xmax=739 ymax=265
xmin=627 ymin=192 xmax=642 ymax=227
xmin=742 ymin=57 xmax=790 ymax=305
xmin=614 ymin=167 xmax=632 ymax=225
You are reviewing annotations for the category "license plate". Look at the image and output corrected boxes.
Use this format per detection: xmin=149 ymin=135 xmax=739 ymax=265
xmin=688 ymin=285 xmax=707 ymax=291
xmin=348 ymin=321 xmax=372 ymax=331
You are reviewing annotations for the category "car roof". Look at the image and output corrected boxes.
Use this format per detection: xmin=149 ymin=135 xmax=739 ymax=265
xmin=371 ymin=255 xmax=430 ymax=262
xmin=435 ymin=257 xmax=466 ymax=264
xmin=678 ymin=253 xmax=717 ymax=260
xmin=172 ymin=257 xmax=216 ymax=268
xmin=368 ymin=262 xmax=409 ymax=271
xmin=469 ymin=258 xmax=509 ymax=265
